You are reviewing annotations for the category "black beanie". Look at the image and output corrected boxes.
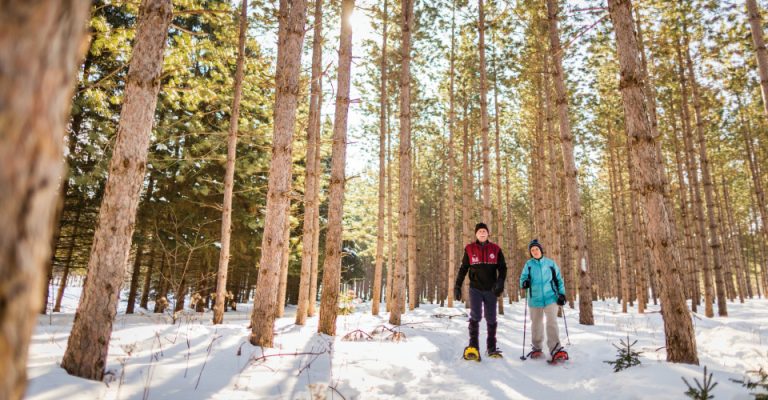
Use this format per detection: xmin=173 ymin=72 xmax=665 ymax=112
xmin=528 ymin=239 xmax=544 ymax=255
xmin=475 ymin=222 xmax=489 ymax=233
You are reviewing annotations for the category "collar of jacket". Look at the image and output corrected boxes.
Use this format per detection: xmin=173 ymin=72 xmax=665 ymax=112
xmin=475 ymin=240 xmax=489 ymax=246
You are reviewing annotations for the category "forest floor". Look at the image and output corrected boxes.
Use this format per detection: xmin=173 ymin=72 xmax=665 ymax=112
xmin=27 ymin=287 xmax=767 ymax=399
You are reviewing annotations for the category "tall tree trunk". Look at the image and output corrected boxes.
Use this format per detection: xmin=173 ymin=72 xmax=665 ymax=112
xmin=461 ymin=103 xmax=472 ymax=306
xmin=608 ymin=0 xmax=699 ymax=364
xmin=408 ymin=160 xmax=417 ymax=311
xmin=249 ymin=0 xmax=307 ymax=347
xmin=61 ymin=0 xmax=172 ymax=380
xmin=317 ymin=0 xmax=354 ymax=335
xmin=127 ymin=174 xmax=155 ymax=314
xmin=126 ymin=241 xmax=145 ymax=314
xmin=140 ymin=244 xmax=156 ymax=310
xmin=214 ymin=0 xmax=248 ymax=325
xmin=0 ymin=0 xmax=88 ymax=391
xmin=491 ymin=26 xmax=505 ymax=309
xmin=446 ymin=0 xmax=457 ymax=308
xmin=308 ymin=63 xmax=323 ymax=318
xmin=675 ymin=38 xmax=712 ymax=317
xmin=297 ymin=0 xmax=324 ymax=324
xmin=277 ymin=201 xmax=291 ymax=317
xmin=738 ymin=93 xmax=768 ymax=296
xmin=546 ymin=0 xmax=593 ymax=324
xmin=680 ymin=15 xmax=727 ymax=316
xmin=669 ymin=108 xmax=698 ymax=309
xmin=54 ymin=206 xmax=83 ymax=313
xmin=385 ymin=117 xmax=395 ymax=311
xmin=478 ymin=0 xmax=492 ymax=224
xmin=722 ymin=177 xmax=747 ymax=303
xmin=372 ymin=0 xmax=388 ymax=315
xmin=608 ymin=129 xmax=630 ymax=313
xmin=746 ymin=0 xmax=768 ymax=118
xmin=389 ymin=0 xmax=414 ymax=325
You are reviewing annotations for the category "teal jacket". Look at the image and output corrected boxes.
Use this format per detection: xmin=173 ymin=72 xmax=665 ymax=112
xmin=519 ymin=256 xmax=565 ymax=308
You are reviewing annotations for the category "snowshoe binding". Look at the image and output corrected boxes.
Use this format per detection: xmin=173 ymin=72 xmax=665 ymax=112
xmin=463 ymin=346 xmax=481 ymax=361
xmin=487 ymin=348 xmax=503 ymax=359
xmin=547 ymin=348 xmax=569 ymax=364
xmin=525 ymin=348 xmax=544 ymax=360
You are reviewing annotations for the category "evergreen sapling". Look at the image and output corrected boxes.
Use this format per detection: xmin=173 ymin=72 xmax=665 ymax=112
xmin=604 ymin=335 xmax=642 ymax=372
xmin=731 ymin=367 xmax=768 ymax=399
xmin=683 ymin=366 xmax=718 ymax=400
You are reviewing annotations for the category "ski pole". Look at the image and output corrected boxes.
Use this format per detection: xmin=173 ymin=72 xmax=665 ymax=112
xmin=520 ymin=289 xmax=528 ymax=360
xmin=561 ymin=305 xmax=571 ymax=346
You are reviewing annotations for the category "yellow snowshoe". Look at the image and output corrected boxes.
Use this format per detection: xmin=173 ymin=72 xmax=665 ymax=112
xmin=463 ymin=346 xmax=481 ymax=361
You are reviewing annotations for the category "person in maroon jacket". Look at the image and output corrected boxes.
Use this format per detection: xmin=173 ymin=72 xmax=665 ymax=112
xmin=454 ymin=222 xmax=507 ymax=360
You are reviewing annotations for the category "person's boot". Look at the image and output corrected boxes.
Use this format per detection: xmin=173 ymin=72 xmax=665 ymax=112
xmin=463 ymin=320 xmax=481 ymax=361
xmin=486 ymin=322 xmax=502 ymax=358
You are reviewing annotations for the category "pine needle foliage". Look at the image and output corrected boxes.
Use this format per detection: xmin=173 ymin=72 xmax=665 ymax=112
xmin=604 ymin=335 xmax=642 ymax=372
xmin=683 ymin=366 xmax=718 ymax=400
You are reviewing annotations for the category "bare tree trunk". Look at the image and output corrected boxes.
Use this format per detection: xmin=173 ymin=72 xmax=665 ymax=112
xmin=675 ymin=38 xmax=712 ymax=317
xmin=608 ymin=129 xmax=630 ymax=313
xmin=249 ymin=0 xmax=307 ymax=347
xmin=389 ymin=0 xmax=414 ymax=325
xmin=277 ymin=200 xmax=291 ymax=317
xmin=477 ymin=0 xmax=492 ymax=225
xmin=546 ymin=0 xmax=593 ymax=323
xmin=297 ymin=0 xmax=323 ymax=324
xmin=127 ymin=174 xmax=154 ymax=314
xmin=213 ymin=0 xmax=248 ymax=325
xmin=738 ymin=94 xmax=768 ymax=296
xmin=308 ymin=65 xmax=323 ymax=318
xmin=490 ymin=26 xmax=505 ymax=311
xmin=54 ymin=206 xmax=83 ymax=313
xmin=746 ymin=0 xmax=768 ymax=118
xmin=62 ymin=0 xmax=172 ymax=380
xmin=460 ymin=103 xmax=472 ymax=307
xmin=140 ymin=246 xmax=155 ymax=310
xmin=317 ymin=0 xmax=354 ymax=335
xmin=446 ymin=0 xmax=457 ymax=308
xmin=722 ymin=177 xmax=747 ymax=303
xmin=680 ymin=16 xmax=727 ymax=316
xmin=372 ymin=0 xmax=388 ymax=315
xmin=408 ymin=160 xmax=417 ymax=311
xmin=608 ymin=0 xmax=699 ymax=364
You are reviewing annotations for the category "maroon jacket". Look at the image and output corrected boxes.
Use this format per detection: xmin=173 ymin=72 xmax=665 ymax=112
xmin=455 ymin=240 xmax=507 ymax=291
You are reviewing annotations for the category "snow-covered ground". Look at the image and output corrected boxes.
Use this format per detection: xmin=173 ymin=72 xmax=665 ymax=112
xmin=27 ymin=287 xmax=767 ymax=399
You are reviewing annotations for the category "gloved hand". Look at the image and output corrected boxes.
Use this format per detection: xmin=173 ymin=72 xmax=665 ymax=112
xmin=557 ymin=294 xmax=566 ymax=306
xmin=522 ymin=279 xmax=531 ymax=289
xmin=493 ymin=282 xmax=504 ymax=297
xmin=454 ymin=287 xmax=462 ymax=301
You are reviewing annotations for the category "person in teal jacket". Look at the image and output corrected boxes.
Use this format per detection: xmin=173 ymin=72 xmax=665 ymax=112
xmin=519 ymin=239 xmax=568 ymax=361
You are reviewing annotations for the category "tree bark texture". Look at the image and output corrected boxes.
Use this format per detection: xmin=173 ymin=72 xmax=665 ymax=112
xmin=62 ymin=0 xmax=172 ymax=380
xmin=317 ymin=0 xmax=354 ymax=336
xmin=389 ymin=0 xmax=414 ymax=325
xmin=746 ymin=0 xmax=768 ymax=118
xmin=214 ymin=0 xmax=248 ymax=325
xmin=297 ymin=0 xmax=323 ymax=324
xmin=478 ymin=0 xmax=492 ymax=225
xmin=546 ymin=0 xmax=593 ymax=324
xmin=372 ymin=0 xmax=388 ymax=315
xmin=608 ymin=0 xmax=699 ymax=364
xmin=249 ymin=0 xmax=307 ymax=347
xmin=0 ymin=1 xmax=89 ymax=395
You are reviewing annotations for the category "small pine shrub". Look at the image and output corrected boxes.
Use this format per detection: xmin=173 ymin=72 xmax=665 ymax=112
xmin=731 ymin=367 xmax=768 ymax=399
xmin=683 ymin=366 xmax=718 ymax=400
xmin=604 ymin=335 xmax=642 ymax=372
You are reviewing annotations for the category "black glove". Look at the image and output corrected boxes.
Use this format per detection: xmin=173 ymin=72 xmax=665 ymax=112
xmin=557 ymin=294 xmax=566 ymax=306
xmin=454 ymin=287 xmax=462 ymax=301
xmin=493 ymin=282 xmax=504 ymax=297
xmin=522 ymin=279 xmax=531 ymax=289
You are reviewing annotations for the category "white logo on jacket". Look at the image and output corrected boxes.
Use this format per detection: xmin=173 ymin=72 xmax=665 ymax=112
xmin=489 ymin=253 xmax=495 ymax=260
